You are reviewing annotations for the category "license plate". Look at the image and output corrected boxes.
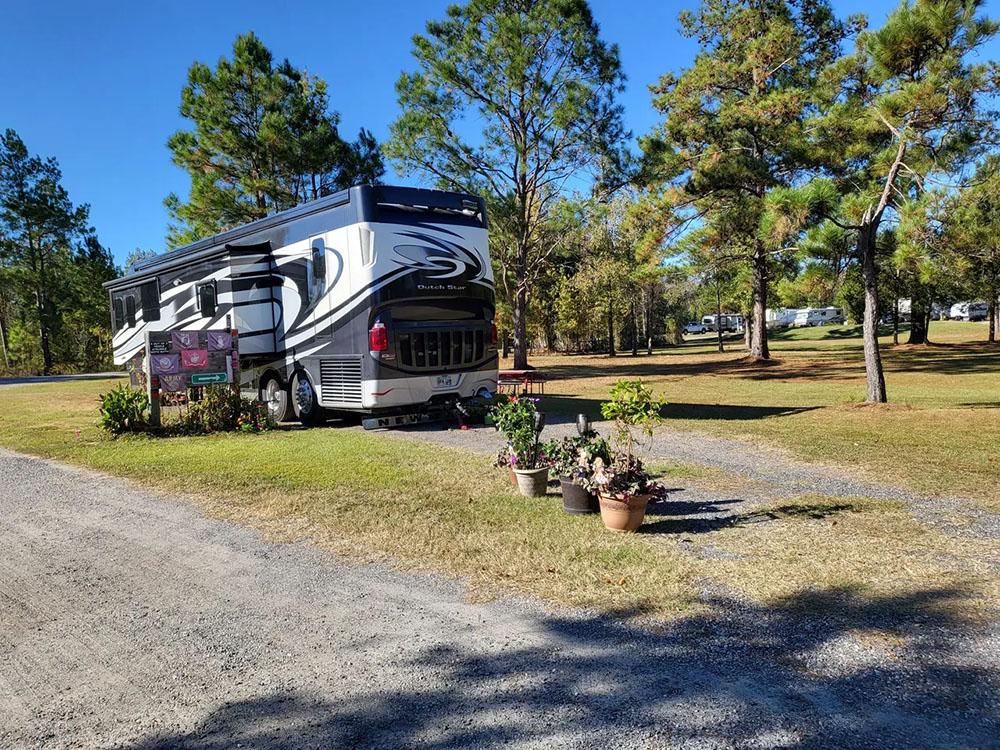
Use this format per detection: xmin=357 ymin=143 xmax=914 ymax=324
xmin=435 ymin=374 xmax=456 ymax=388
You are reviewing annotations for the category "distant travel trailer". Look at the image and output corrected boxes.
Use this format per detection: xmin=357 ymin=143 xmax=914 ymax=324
xmin=105 ymin=185 xmax=498 ymax=426
xmin=701 ymin=314 xmax=744 ymax=332
xmin=949 ymin=302 xmax=988 ymax=321
xmin=765 ymin=308 xmax=797 ymax=329
xmin=792 ymin=307 xmax=844 ymax=327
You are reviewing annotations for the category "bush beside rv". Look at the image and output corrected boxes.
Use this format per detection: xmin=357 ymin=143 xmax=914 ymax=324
xmin=105 ymin=185 xmax=499 ymax=426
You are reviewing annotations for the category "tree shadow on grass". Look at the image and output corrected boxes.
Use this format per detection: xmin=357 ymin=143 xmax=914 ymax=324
xmin=539 ymin=395 xmax=820 ymax=422
xmin=127 ymin=583 xmax=996 ymax=749
xmin=641 ymin=500 xmax=859 ymax=535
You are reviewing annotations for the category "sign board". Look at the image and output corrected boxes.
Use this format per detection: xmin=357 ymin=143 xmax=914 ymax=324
xmin=143 ymin=328 xmax=240 ymax=427
xmin=191 ymin=372 xmax=229 ymax=385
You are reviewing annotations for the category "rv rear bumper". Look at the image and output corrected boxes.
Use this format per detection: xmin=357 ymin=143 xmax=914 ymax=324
xmin=319 ymin=368 xmax=498 ymax=411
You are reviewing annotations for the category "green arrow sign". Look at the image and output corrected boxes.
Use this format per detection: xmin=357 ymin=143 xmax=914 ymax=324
xmin=191 ymin=372 xmax=229 ymax=385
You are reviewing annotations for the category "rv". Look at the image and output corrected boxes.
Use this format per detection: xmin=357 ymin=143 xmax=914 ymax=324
xmin=792 ymin=307 xmax=844 ymax=327
xmin=701 ymin=314 xmax=744 ymax=332
xmin=105 ymin=185 xmax=498 ymax=426
xmin=949 ymin=301 xmax=988 ymax=321
xmin=765 ymin=308 xmax=797 ymax=329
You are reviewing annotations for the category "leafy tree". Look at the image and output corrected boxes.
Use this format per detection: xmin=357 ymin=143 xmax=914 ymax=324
xmin=385 ymin=0 xmax=628 ymax=369
xmin=0 ymin=129 xmax=113 ymax=374
xmin=944 ymin=157 xmax=1000 ymax=341
xmin=804 ymin=0 xmax=998 ymax=401
xmin=643 ymin=0 xmax=846 ymax=362
xmin=166 ymin=32 xmax=384 ymax=246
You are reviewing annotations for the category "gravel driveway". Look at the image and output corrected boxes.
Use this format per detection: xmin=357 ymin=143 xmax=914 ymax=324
xmin=1 ymin=448 xmax=997 ymax=749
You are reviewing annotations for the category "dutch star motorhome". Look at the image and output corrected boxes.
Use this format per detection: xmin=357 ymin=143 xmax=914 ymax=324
xmin=105 ymin=185 xmax=499 ymax=425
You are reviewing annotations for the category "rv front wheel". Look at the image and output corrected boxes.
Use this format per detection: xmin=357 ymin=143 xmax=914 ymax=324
xmin=292 ymin=372 xmax=325 ymax=426
xmin=261 ymin=376 xmax=293 ymax=423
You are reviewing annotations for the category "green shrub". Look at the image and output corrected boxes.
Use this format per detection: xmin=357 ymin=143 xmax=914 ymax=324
xmin=172 ymin=386 xmax=273 ymax=435
xmin=97 ymin=384 xmax=149 ymax=435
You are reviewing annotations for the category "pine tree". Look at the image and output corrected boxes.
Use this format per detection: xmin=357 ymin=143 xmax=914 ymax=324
xmin=385 ymin=0 xmax=628 ymax=369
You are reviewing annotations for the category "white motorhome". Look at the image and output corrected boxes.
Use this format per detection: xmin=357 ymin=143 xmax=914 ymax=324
xmin=105 ymin=185 xmax=498 ymax=426
xmin=792 ymin=307 xmax=844 ymax=327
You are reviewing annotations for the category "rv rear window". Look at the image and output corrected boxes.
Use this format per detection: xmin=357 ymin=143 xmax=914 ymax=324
xmin=125 ymin=296 xmax=136 ymax=327
xmin=197 ymin=283 xmax=217 ymax=317
xmin=140 ymin=281 xmax=160 ymax=322
xmin=113 ymin=297 xmax=125 ymax=331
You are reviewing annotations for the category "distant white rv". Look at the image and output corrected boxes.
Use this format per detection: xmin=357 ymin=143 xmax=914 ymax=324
xmin=950 ymin=301 xmax=988 ymax=321
xmin=701 ymin=314 xmax=744 ymax=332
xmin=765 ymin=308 xmax=797 ymax=329
xmin=792 ymin=307 xmax=844 ymax=327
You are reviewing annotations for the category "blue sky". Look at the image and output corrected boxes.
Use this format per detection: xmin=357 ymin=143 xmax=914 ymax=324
xmin=2 ymin=0 xmax=996 ymax=265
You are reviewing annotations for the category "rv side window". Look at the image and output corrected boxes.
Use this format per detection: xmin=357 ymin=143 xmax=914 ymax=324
xmin=113 ymin=298 xmax=125 ymax=331
xmin=140 ymin=281 xmax=160 ymax=322
xmin=197 ymin=283 xmax=217 ymax=317
xmin=125 ymin=296 xmax=136 ymax=327
xmin=310 ymin=238 xmax=325 ymax=302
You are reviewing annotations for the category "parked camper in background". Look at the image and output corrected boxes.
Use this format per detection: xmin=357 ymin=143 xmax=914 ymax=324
xmin=765 ymin=308 xmax=797 ymax=329
xmin=792 ymin=307 xmax=844 ymax=327
xmin=701 ymin=314 xmax=744 ymax=332
xmin=949 ymin=302 xmax=988 ymax=321
xmin=105 ymin=185 xmax=498 ymax=427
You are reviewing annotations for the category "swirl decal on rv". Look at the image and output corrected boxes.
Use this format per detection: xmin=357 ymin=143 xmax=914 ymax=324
xmin=392 ymin=233 xmax=485 ymax=281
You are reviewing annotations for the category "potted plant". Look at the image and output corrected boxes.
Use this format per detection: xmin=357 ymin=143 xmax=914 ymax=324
xmin=544 ymin=418 xmax=611 ymax=514
xmin=592 ymin=379 xmax=666 ymax=532
xmin=489 ymin=394 xmax=549 ymax=497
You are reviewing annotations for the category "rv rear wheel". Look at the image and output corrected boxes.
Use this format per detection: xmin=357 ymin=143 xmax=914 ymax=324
xmin=261 ymin=376 xmax=293 ymax=423
xmin=292 ymin=371 xmax=325 ymax=426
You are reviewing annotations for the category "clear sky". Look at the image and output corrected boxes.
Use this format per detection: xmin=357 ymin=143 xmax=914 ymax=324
xmin=2 ymin=0 xmax=996 ymax=265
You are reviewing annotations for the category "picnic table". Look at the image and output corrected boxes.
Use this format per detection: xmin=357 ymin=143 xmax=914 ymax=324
xmin=497 ymin=369 xmax=546 ymax=395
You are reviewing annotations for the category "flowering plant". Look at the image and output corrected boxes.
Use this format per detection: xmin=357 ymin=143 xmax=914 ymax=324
xmin=489 ymin=393 xmax=546 ymax=469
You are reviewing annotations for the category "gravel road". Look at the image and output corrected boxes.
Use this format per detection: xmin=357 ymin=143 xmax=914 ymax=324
xmin=1 ymin=448 xmax=997 ymax=749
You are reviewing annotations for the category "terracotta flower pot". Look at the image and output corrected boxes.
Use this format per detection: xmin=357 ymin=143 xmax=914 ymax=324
xmin=560 ymin=478 xmax=598 ymax=514
xmin=598 ymin=493 xmax=651 ymax=533
xmin=508 ymin=466 xmax=518 ymax=487
xmin=513 ymin=466 xmax=549 ymax=497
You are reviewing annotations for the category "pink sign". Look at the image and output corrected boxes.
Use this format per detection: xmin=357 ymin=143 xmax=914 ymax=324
xmin=181 ymin=349 xmax=209 ymax=369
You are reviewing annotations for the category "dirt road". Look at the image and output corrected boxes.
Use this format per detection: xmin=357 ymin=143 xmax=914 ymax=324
xmin=1 ymin=448 xmax=996 ymax=749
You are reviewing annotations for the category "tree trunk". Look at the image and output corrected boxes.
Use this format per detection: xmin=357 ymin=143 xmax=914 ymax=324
xmin=908 ymin=293 xmax=929 ymax=345
xmin=715 ymin=280 xmax=724 ymax=354
xmin=749 ymin=241 xmax=769 ymax=360
xmin=892 ymin=296 xmax=899 ymax=345
xmin=743 ymin=309 xmax=752 ymax=350
xmin=645 ymin=287 xmax=653 ymax=355
xmin=606 ymin=299 xmax=616 ymax=357
xmin=630 ymin=298 xmax=638 ymax=356
xmin=512 ymin=285 xmax=529 ymax=370
xmin=859 ymin=224 xmax=887 ymax=403
xmin=989 ymin=282 xmax=997 ymax=344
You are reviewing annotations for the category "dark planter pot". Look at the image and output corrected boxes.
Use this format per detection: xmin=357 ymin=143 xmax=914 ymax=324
xmin=560 ymin=478 xmax=598 ymax=514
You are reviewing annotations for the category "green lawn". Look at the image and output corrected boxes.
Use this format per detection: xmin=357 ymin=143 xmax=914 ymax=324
xmin=528 ymin=321 xmax=1000 ymax=507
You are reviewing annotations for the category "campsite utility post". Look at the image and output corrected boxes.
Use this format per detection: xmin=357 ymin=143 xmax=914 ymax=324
xmin=144 ymin=331 xmax=161 ymax=428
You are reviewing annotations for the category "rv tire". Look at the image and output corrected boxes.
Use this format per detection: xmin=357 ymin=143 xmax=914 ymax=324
xmin=292 ymin=371 xmax=325 ymax=426
xmin=261 ymin=375 xmax=293 ymax=423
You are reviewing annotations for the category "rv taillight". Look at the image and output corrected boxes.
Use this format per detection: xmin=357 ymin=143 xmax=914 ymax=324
xmin=490 ymin=322 xmax=498 ymax=346
xmin=369 ymin=321 xmax=389 ymax=352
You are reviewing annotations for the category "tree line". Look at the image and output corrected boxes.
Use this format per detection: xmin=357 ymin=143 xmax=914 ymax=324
xmin=2 ymin=1 xmax=997 ymax=401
